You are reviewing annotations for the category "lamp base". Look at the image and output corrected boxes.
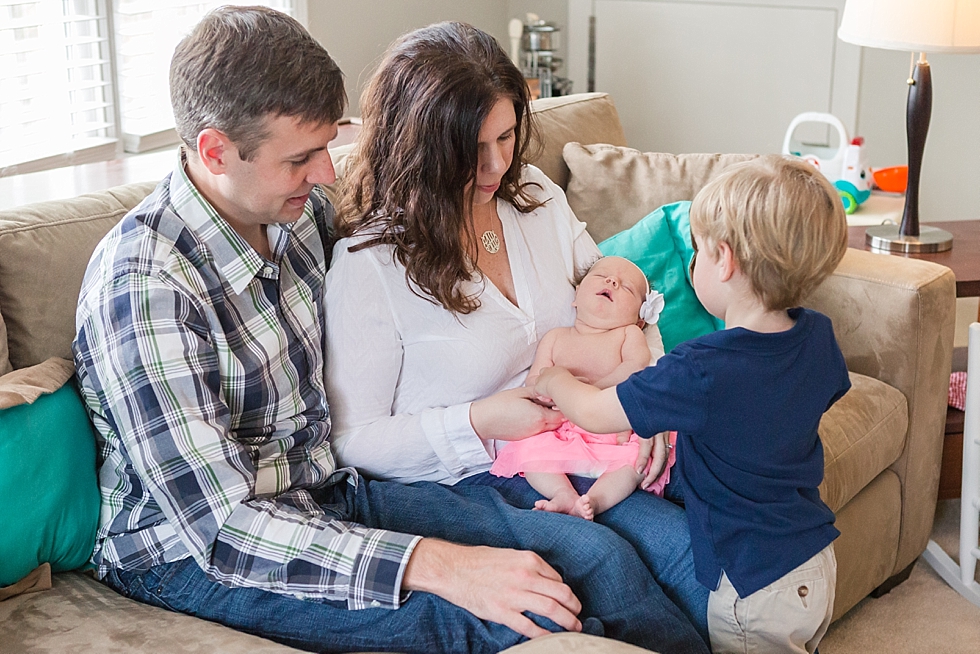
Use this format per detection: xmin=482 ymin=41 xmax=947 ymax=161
xmin=866 ymin=224 xmax=953 ymax=253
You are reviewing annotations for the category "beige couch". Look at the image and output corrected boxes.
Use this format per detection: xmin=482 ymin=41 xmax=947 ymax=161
xmin=0 ymin=93 xmax=956 ymax=652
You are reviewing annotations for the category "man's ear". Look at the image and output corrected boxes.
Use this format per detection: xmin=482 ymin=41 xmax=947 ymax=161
xmin=716 ymin=241 xmax=737 ymax=283
xmin=196 ymin=128 xmax=234 ymax=175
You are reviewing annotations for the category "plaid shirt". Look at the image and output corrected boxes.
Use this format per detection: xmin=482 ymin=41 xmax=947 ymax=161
xmin=73 ymin=155 xmax=419 ymax=610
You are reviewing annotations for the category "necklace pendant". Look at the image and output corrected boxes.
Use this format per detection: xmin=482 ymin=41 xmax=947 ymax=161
xmin=481 ymin=229 xmax=501 ymax=254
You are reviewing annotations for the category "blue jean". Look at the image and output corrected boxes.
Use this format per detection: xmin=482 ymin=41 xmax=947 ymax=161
xmin=103 ymin=476 xmax=708 ymax=654
xmin=466 ymin=473 xmax=710 ymax=644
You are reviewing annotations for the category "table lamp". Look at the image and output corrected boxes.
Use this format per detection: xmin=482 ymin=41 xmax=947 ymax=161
xmin=838 ymin=0 xmax=980 ymax=253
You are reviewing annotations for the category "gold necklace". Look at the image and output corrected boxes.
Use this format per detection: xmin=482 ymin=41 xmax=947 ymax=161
xmin=473 ymin=201 xmax=501 ymax=254
xmin=481 ymin=229 xmax=501 ymax=254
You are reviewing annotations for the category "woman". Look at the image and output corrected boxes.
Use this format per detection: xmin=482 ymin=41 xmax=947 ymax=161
xmin=325 ymin=21 xmax=709 ymax=645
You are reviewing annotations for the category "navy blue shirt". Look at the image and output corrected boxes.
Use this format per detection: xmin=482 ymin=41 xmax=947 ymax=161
xmin=617 ymin=308 xmax=850 ymax=597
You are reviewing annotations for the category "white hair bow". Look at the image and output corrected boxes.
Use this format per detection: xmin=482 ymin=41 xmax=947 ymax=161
xmin=639 ymin=290 xmax=665 ymax=325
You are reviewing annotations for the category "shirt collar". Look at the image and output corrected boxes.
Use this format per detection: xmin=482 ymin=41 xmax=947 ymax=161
xmin=169 ymin=148 xmax=276 ymax=295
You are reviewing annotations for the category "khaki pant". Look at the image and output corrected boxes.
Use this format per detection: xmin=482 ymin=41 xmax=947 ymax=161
xmin=707 ymin=543 xmax=836 ymax=654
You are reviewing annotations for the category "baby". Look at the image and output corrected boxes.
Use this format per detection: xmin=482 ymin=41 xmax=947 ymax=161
xmin=490 ymin=255 xmax=671 ymax=520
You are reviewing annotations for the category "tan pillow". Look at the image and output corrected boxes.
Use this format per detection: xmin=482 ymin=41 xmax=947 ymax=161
xmin=527 ymin=93 xmax=628 ymax=190
xmin=0 ymin=357 xmax=75 ymax=410
xmin=563 ymin=142 xmax=758 ymax=243
xmin=0 ymin=182 xmax=157 ymax=369
xmin=0 ymin=309 xmax=11 ymax=377
xmin=320 ymin=142 xmax=357 ymax=210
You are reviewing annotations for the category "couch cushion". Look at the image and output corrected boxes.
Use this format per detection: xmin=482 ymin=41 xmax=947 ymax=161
xmin=818 ymin=372 xmax=909 ymax=512
xmin=0 ymin=182 xmax=157 ymax=369
xmin=0 ymin=570 xmax=302 ymax=653
xmin=563 ymin=142 xmax=757 ymax=243
xmin=528 ymin=94 xmax=628 ymax=190
xmin=0 ymin=309 xmax=10 ymax=376
xmin=0 ymin=359 xmax=100 ymax=588
xmin=319 ymin=142 xmax=356 ymax=209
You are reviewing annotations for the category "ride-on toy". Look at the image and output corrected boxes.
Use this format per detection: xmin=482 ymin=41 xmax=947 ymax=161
xmin=782 ymin=112 xmax=872 ymax=214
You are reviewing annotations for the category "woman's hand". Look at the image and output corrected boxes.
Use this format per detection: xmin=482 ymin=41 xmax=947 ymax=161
xmin=636 ymin=431 xmax=669 ymax=490
xmin=470 ymin=387 xmax=565 ymax=441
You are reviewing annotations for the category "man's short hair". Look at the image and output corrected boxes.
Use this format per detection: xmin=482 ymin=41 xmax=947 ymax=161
xmin=689 ymin=154 xmax=848 ymax=311
xmin=170 ymin=5 xmax=345 ymax=161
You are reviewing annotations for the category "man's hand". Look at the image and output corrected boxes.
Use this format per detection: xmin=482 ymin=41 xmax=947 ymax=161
xmin=403 ymin=538 xmax=583 ymax=639
xmin=470 ymin=387 xmax=564 ymax=441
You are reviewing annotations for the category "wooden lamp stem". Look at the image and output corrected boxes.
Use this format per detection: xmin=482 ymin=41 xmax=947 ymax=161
xmin=902 ymin=54 xmax=931 ymax=238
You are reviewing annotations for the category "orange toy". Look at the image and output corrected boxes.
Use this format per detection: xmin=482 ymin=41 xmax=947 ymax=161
xmin=872 ymin=166 xmax=908 ymax=193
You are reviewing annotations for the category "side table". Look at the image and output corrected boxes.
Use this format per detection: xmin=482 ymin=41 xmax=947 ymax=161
xmin=848 ymin=219 xmax=980 ymax=499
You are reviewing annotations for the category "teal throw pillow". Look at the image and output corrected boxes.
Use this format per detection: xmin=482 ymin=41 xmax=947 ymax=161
xmin=599 ymin=201 xmax=723 ymax=352
xmin=0 ymin=382 xmax=100 ymax=586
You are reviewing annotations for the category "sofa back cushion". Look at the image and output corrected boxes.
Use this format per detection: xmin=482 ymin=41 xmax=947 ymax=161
xmin=0 ymin=312 xmax=10 ymax=376
xmin=564 ymin=143 xmax=757 ymax=243
xmin=526 ymin=93 xmax=628 ymax=189
xmin=0 ymin=182 xmax=157 ymax=369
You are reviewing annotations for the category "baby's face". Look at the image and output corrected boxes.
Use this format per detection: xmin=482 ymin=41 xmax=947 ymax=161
xmin=573 ymin=257 xmax=647 ymax=330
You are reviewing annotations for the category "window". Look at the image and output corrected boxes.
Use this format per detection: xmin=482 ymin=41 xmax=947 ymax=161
xmin=0 ymin=0 xmax=301 ymax=176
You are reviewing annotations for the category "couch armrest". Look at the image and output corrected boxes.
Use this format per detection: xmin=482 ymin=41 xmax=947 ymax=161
xmin=803 ymin=247 xmax=956 ymax=575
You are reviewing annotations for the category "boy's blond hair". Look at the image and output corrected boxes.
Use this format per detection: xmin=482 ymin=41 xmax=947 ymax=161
xmin=689 ymin=154 xmax=848 ymax=311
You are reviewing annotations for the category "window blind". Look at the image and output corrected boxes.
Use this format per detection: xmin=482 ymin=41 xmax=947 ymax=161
xmin=114 ymin=0 xmax=297 ymax=153
xmin=0 ymin=0 xmax=116 ymax=173
xmin=0 ymin=0 xmax=300 ymax=174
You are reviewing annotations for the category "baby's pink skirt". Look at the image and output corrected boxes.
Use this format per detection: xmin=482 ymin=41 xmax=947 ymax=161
xmin=490 ymin=420 xmax=676 ymax=497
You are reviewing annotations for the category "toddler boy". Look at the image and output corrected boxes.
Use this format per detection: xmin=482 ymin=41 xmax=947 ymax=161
xmin=535 ymin=154 xmax=851 ymax=653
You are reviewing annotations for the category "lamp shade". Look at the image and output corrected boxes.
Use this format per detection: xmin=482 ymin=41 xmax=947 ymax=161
xmin=838 ymin=0 xmax=980 ymax=53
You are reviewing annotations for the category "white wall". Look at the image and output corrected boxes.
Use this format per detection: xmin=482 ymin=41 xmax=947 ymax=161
xmin=307 ymin=1 xmax=510 ymax=114
xmin=308 ymin=1 xmax=979 ymax=223
xmin=856 ymin=49 xmax=980 ymax=222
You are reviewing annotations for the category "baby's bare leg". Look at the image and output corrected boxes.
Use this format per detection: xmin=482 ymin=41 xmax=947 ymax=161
xmin=524 ymin=472 xmax=582 ymax=517
xmin=580 ymin=466 xmax=641 ymax=517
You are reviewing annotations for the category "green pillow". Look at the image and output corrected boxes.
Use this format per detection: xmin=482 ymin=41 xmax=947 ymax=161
xmin=0 ymin=382 xmax=100 ymax=586
xmin=599 ymin=201 xmax=723 ymax=352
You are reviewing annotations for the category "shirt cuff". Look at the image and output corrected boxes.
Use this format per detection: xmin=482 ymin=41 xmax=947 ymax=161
xmin=348 ymin=530 xmax=422 ymax=610
xmin=420 ymin=402 xmax=494 ymax=478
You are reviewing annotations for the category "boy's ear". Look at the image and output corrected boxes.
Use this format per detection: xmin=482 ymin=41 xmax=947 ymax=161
xmin=717 ymin=241 xmax=737 ymax=283
xmin=196 ymin=128 xmax=235 ymax=175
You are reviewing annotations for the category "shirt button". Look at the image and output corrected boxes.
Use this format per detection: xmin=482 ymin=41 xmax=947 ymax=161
xmin=798 ymin=586 xmax=809 ymax=597
xmin=293 ymin=592 xmax=305 ymax=600
xmin=370 ymin=600 xmax=381 ymax=608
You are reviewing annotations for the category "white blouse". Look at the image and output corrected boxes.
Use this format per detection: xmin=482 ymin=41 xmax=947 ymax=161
xmin=324 ymin=166 xmax=602 ymax=485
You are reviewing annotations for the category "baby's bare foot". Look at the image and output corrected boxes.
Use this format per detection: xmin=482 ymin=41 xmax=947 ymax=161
xmin=533 ymin=490 xmax=579 ymax=516
xmin=569 ymin=494 xmax=595 ymax=521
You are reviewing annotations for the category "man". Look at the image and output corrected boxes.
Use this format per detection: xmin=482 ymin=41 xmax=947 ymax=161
xmin=73 ymin=7 xmax=706 ymax=653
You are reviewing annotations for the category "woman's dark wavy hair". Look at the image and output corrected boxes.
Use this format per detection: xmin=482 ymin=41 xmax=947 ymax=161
xmin=338 ymin=21 xmax=543 ymax=314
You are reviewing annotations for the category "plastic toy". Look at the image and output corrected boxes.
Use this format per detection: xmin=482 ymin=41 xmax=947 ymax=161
xmin=872 ymin=165 xmax=908 ymax=193
xmin=782 ymin=112 xmax=872 ymax=214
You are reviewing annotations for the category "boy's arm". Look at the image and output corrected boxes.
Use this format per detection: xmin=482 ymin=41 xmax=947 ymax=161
xmin=535 ymin=367 xmax=632 ymax=434
xmin=592 ymin=325 xmax=652 ymax=389
xmin=525 ymin=330 xmax=558 ymax=386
